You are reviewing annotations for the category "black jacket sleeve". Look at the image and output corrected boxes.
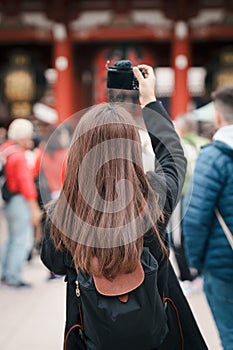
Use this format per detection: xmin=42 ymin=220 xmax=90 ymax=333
xmin=143 ymin=101 xmax=187 ymax=216
xmin=142 ymin=101 xmax=187 ymax=297
xmin=40 ymin=215 xmax=71 ymax=276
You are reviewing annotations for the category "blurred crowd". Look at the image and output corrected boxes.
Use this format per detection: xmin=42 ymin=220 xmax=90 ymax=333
xmin=0 ymin=112 xmax=73 ymax=287
xmin=0 ymin=84 xmax=233 ymax=350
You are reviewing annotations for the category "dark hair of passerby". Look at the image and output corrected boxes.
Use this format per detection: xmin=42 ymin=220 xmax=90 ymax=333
xmin=211 ymin=84 xmax=233 ymax=123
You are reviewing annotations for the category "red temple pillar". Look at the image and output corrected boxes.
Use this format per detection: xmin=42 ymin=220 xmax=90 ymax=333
xmin=53 ymin=24 xmax=75 ymax=123
xmin=170 ymin=21 xmax=191 ymax=119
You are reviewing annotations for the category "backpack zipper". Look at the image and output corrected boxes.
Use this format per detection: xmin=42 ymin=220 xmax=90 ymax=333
xmin=75 ymin=280 xmax=80 ymax=297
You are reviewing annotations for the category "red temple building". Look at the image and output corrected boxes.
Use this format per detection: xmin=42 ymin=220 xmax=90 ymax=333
xmin=0 ymin=0 xmax=232 ymax=125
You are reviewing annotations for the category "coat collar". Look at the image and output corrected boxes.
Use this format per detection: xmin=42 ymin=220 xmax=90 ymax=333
xmin=213 ymin=125 xmax=233 ymax=149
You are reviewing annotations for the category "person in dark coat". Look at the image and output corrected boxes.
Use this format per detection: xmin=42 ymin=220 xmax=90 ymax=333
xmin=183 ymin=85 xmax=233 ymax=350
xmin=41 ymin=65 xmax=207 ymax=349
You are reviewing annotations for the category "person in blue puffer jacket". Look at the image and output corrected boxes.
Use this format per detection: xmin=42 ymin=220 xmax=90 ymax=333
xmin=183 ymin=85 xmax=233 ymax=350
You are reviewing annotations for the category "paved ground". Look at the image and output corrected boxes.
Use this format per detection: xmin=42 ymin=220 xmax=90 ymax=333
xmin=0 ymin=210 xmax=222 ymax=350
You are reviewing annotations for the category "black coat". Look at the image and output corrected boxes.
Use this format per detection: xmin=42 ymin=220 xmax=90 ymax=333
xmin=41 ymin=101 xmax=207 ymax=349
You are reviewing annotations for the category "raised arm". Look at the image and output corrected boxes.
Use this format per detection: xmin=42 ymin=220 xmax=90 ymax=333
xmin=133 ymin=65 xmax=187 ymax=215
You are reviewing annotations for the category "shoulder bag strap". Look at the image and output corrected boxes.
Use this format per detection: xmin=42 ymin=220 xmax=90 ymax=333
xmin=63 ymin=281 xmax=86 ymax=350
xmin=162 ymin=296 xmax=184 ymax=350
xmin=215 ymin=208 xmax=233 ymax=250
xmin=0 ymin=144 xmax=19 ymax=157
xmin=0 ymin=145 xmax=20 ymax=169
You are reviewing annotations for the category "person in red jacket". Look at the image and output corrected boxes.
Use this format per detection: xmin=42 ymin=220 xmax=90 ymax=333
xmin=1 ymin=118 xmax=42 ymax=288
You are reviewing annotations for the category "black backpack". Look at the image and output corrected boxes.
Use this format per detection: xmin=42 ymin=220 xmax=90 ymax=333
xmin=64 ymin=248 xmax=170 ymax=350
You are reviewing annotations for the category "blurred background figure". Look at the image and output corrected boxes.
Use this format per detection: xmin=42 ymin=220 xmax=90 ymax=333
xmin=193 ymin=102 xmax=216 ymax=140
xmin=33 ymin=122 xmax=72 ymax=280
xmin=0 ymin=126 xmax=7 ymax=145
xmin=32 ymin=102 xmax=73 ymax=281
xmin=183 ymin=85 xmax=233 ymax=350
xmin=0 ymin=118 xmax=41 ymax=288
xmin=138 ymin=128 xmax=155 ymax=173
xmin=34 ymin=123 xmax=71 ymax=203
xmin=175 ymin=112 xmax=209 ymax=194
xmin=32 ymin=101 xmax=59 ymax=207
xmin=169 ymin=112 xmax=209 ymax=294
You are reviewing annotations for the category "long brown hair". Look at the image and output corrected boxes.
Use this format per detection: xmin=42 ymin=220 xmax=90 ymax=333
xmin=47 ymin=103 xmax=166 ymax=279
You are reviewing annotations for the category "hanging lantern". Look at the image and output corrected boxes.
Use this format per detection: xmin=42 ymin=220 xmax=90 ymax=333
xmin=2 ymin=50 xmax=46 ymax=118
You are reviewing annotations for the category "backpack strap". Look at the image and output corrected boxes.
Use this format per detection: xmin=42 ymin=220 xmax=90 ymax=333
xmin=215 ymin=208 xmax=233 ymax=250
xmin=163 ymin=296 xmax=184 ymax=350
xmin=0 ymin=144 xmax=20 ymax=172
xmin=63 ymin=323 xmax=86 ymax=350
xmin=0 ymin=144 xmax=20 ymax=159
xmin=63 ymin=282 xmax=86 ymax=350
